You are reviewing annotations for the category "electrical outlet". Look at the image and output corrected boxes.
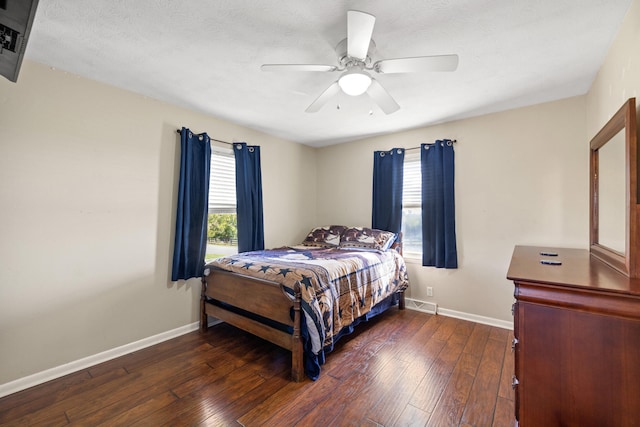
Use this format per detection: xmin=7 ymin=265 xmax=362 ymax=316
xmin=427 ymin=287 xmax=433 ymax=297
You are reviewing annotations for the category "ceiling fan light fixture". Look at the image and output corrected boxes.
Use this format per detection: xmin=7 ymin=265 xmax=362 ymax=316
xmin=338 ymin=70 xmax=372 ymax=96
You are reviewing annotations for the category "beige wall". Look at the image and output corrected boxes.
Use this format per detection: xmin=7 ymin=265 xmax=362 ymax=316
xmin=0 ymin=61 xmax=316 ymax=385
xmin=586 ymin=0 xmax=639 ymax=136
xmin=585 ymin=0 xmax=640 ymax=263
xmin=316 ymin=97 xmax=588 ymax=322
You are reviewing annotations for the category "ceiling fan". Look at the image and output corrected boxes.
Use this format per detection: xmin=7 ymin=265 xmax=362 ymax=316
xmin=261 ymin=10 xmax=459 ymax=114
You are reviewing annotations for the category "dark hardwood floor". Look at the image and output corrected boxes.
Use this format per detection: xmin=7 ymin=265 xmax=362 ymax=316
xmin=0 ymin=309 xmax=515 ymax=426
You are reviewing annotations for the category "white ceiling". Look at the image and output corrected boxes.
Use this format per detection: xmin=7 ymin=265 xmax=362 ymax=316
xmin=25 ymin=0 xmax=632 ymax=147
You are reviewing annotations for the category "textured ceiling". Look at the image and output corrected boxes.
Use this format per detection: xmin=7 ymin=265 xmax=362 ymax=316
xmin=25 ymin=0 xmax=632 ymax=147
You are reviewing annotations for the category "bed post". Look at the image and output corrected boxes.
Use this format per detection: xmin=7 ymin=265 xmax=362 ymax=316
xmin=394 ymin=232 xmax=406 ymax=310
xmin=291 ymin=281 xmax=303 ymax=382
xmin=200 ymin=275 xmax=208 ymax=332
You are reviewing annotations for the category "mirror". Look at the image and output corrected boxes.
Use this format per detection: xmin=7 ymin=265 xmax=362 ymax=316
xmin=598 ymin=128 xmax=626 ymax=252
xmin=590 ymin=98 xmax=637 ymax=277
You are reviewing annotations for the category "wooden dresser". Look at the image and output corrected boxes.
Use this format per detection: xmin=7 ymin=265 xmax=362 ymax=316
xmin=507 ymin=245 xmax=640 ymax=427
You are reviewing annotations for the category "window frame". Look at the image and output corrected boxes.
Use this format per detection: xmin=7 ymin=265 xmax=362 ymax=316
xmin=206 ymin=145 xmax=238 ymax=260
xmin=402 ymin=152 xmax=422 ymax=259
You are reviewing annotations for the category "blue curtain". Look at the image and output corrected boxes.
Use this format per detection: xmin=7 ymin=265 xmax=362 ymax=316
xmin=372 ymin=148 xmax=404 ymax=233
xmin=234 ymin=142 xmax=264 ymax=253
xmin=421 ymin=140 xmax=458 ymax=268
xmin=171 ymin=127 xmax=211 ymax=281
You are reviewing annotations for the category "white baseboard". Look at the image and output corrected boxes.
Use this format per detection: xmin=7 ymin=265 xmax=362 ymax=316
xmin=0 ymin=319 xmax=220 ymax=399
xmin=437 ymin=307 xmax=513 ymax=330
xmin=405 ymin=298 xmax=512 ymax=330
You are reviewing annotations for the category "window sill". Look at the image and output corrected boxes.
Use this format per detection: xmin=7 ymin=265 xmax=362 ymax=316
xmin=403 ymin=254 xmax=422 ymax=264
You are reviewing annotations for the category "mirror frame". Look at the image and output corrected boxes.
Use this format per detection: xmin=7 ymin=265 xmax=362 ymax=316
xmin=590 ymin=97 xmax=637 ymax=277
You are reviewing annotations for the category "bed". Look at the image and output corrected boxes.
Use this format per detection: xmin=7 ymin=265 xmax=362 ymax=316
xmin=200 ymin=225 xmax=409 ymax=381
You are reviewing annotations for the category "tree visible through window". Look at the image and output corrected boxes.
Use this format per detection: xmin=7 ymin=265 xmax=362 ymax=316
xmin=206 ymin=148 xmax=237 ymax=261
xmin=402 ymin=153 xmax=422 ymax=256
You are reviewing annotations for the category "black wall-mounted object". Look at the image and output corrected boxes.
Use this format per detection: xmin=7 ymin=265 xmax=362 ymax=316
xmin=0 ymin=0 xmax=39 ymax=82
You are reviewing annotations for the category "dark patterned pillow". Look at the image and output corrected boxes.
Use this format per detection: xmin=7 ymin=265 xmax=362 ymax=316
xmin=339 ymin=227 xmax=396 ymax=251
xmin=301 ymin=225 xmax=347 ymax=247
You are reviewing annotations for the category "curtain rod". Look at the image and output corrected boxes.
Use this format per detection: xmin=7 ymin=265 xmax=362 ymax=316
xmin=176 ymin=129 xmax=456 ymax=149
xmin=175 ymin=129 xmax=233 ymax=146
xmin=404 ymin=139 xmax=457 ymax=151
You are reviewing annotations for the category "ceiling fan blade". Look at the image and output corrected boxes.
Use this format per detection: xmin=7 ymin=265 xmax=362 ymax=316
xmin=347 ymin=10 xmax=376 ymax=60
xmin=261 ymin=64 xmax=338 ymax=72
xmin=367 ymin=79 xmax=400 ymax=114
xmin=374 ymin=54 xmax=459 ymax=74
xmin=305 ymin=81 xmax=341 ymax=113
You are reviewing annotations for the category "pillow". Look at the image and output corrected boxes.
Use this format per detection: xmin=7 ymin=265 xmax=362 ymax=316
xmin=339 ymin=227 xmax=396 ymax=251
xmin=301 ymin=225 xmax=347 ymax=247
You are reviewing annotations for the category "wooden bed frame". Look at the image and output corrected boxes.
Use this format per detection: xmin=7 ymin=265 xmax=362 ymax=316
xmin=200 ymin=238 xmax=406 ymax=382
xmin=201 ymin=269 xmax=305 ymax=380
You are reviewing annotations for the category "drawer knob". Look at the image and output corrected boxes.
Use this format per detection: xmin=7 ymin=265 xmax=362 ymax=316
xmin=512 ymin=376 xmax=519 ymax=389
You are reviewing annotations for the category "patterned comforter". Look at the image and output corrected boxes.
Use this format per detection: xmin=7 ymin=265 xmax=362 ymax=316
xmin=207 ymin=246 xmax=409 ymax=356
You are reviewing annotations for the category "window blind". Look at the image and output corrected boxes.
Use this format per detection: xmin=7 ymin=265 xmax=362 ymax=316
xmin=403 ymin=156 xmax=421 ymax=207
xmin=208 ymin=149 xmax=236 ymax=214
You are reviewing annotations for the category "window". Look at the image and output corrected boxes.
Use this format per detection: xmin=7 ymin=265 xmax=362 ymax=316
xmin=206 ymin=147 xmax=237 ymax=260
xmin=402 ymin=153 xmax=421 ymax=257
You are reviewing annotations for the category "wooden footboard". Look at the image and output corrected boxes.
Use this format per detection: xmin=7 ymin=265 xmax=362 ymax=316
xmin=201 ymin=266 xmax=406 ymax=382
xmin=201 ymin=268 xmax=304 ymax=381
